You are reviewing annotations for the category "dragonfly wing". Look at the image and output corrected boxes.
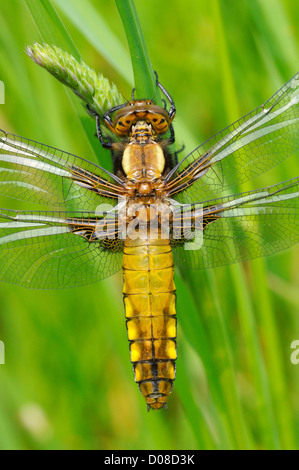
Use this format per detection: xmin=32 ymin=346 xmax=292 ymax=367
xmin=0 ymin=208 xmax=123 ymax=288
xmin=0 ymin=130 xmax=124 ymax=210
xmin=171 ymin=177 xmax=299 ymax=269
xmin=166 ymin=73 xmax=299 ymax=202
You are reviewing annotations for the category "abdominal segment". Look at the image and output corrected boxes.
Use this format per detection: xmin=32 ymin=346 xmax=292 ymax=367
xmin=122 ymin=237 xmax=177 ymax=410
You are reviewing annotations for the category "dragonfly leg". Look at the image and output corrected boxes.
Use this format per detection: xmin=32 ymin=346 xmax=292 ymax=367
xmin=103 ymin=103 xmax=128 ymax=134
xmin=172 ymin=144 xmax=185 ymax=166
xmin=86 ymin=105 xmax=113 ymax=149
xmin=168 ymin=123 xmax=175 ymax=145
xmin=154 ymin=71 xmax=176 ymax=121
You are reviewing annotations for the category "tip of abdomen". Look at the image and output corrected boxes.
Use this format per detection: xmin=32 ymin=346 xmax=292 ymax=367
xmin=139 ymin=379 xmax=173 ymax=411
xmin=147 ymin=402 xmax=168 ymax=411
xmin=146 ymin=393 xmax=169 ymax=411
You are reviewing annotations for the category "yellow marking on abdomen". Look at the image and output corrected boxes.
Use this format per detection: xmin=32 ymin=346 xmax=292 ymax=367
xmin=123 ymin=237 xmax=177 ymax=410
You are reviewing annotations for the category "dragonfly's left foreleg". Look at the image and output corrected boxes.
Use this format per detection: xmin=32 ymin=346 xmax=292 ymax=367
xmin=86 ymin=105 xmax=114 ymax=150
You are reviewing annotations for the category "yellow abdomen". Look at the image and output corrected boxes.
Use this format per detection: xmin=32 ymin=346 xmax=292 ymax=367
xmin=123 ymin=237 xmax=177 ymax=410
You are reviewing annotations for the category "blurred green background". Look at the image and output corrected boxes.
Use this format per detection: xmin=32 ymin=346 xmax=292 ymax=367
xmin=0 ymin=0 xmax=299 ymax=450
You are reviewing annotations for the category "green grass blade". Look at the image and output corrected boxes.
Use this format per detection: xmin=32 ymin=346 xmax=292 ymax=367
xmin=175 ymin=348 xmax=217 ymax=449
xmin=247 ymin=0 xmax=298 ymax=77
xmin=252 ymin=259 xmax=297 ymax=449
xmin=115 ymin=0 xmax=157 ymax=100
xmin=25 ymin=0 xmax=78 ymax=57
xmin=53 ymin=0 xmax=133 ymax=85
xmin=176 ymin=271 xmax=253 ymax=449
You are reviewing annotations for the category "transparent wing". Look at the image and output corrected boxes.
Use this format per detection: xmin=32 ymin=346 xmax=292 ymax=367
xmin=171 ymin=177 xmax=299 ymax=269
xmin=0 ymin=130 xmax=124 ymax=210
xmin=165 ymin=73 xmax=299 ymax=202
xmin=0 ymin=208 xmax=123 ymax=288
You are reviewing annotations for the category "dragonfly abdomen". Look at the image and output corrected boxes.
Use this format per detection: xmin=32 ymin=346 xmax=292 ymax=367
xmin=123 ymin=237 xmax=177 ymax=410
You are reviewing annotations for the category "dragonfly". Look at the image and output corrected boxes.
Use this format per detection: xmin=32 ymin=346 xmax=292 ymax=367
xmin=0 ymin=72 xmax=299 ymax=410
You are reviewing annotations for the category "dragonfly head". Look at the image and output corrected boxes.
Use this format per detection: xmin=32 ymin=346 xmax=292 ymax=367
xmin=111 ymin=101 xmax=171 ymax=137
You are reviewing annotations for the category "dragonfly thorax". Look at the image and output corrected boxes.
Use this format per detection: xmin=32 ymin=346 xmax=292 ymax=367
xmin=122 ymin=132 xmax=165 ymax=196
